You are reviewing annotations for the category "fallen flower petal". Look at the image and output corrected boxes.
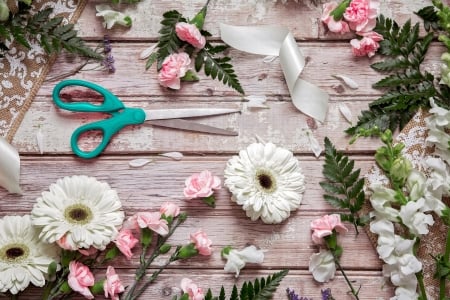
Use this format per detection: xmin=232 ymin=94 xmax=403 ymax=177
xmin=338 ymin=103 xmax=353 ymax=123
xmin=139 ymin=44 xmax=157 ymax=60
xmin=128 ymin=158 xmax=153 ymax=168
xmin=96 ymin=5 xmax=132 ymax=30
xmin=244 ymin=95 xmax=269 ymax=108
xmin=332 ymin=74 xmax=359 ymax=89
xmin=222 ymin=245 xmax=265 ymax=277
xmin=159 ymin=151 xmax=184 ymax=161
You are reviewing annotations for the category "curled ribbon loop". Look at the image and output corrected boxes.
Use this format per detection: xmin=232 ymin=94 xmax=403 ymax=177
xmin=0 ymin=137 xmax=22 ymax=194
xmin=220 ymin=24 xmax=329 ymax=122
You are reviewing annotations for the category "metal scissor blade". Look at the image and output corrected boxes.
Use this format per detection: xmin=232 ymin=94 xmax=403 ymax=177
xmin=149 ymin=119 xmax=238 ymax=136
xmin=144 ymin=108 xmax=240 ymax=120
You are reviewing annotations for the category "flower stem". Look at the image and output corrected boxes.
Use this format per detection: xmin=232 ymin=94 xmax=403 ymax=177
xmin=439 ymin=229 xmax=450 ymax=299
xmin=122 ymin=217 xmax=186 ymax=300
xmin=416 ymin=270 xmax=428 ymax=300
xmin=334 ymin=258 xmax=360 ymax=300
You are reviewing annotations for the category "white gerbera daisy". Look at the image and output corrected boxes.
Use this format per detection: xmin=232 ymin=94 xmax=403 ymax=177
xmin=0 ymin=215 xmax=60 ymax=295
xmin=224 ymin=142 xmax=305 ymax=224
xmin=31 ymin=175 xmax=125 ymax=250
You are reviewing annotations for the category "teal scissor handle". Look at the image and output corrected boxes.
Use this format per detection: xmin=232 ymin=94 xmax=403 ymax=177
xmin=52 ymin=79 xmax=147 ymax=159
xmin=71 ymin=107 xmax=146 ymax=159
xmin=53 ymin=79 xmax=125 ymax=112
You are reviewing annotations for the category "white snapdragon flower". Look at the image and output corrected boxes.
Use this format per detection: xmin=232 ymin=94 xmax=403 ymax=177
xmin=405 ymin=169 xmax=426 ymax=201
xmin=222 ymin=245 xmax=265 ymax=277
xmin=425 ymin=99 xmax=450 ymax=163
xmin=96 ymin=5 xmax=132 ymax=29
xmin=369 ymin=184 xmax=400 ymax=221
xmin=309 ymin=249 xmax=336 ymax=282
xmin=399 ymin=198 xmax=434 ymax=236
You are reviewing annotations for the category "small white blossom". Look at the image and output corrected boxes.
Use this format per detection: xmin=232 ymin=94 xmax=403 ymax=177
xmin=96 ymin=5 xmax=132 ymax=29
xmin=405 ymin=169 xmax=426 ymax=201
xmin=309 ymin=249 xmax=336 ymax=282
xmin=399 ymin=198 xmax=434 ymax=236
xmin=222 ymin=245 xmax=265 ymax=277
xmin=369 ymin=184 xmax=400 ymax=221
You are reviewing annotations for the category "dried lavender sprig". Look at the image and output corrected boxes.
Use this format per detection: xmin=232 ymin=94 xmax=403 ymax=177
xmin=102 ymin=35 xmax=116 ymax=73
xmin=286 ymin=288 xmax=313 ymax=300
xmin=321 ymin=288 xmax=335 ymax=300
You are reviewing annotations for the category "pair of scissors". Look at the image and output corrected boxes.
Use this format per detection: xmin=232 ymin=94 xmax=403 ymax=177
xmin=52 ymin=79 xmax=240 ymax=159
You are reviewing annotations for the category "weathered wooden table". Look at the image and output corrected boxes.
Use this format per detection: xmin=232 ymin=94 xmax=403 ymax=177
xmin=2 ymin=0 xmax=442 ymax=298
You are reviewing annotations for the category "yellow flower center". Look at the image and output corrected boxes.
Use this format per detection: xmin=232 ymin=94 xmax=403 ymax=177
xmin=64 ymin=204 xmax=93 ymax=225
xmin=0 ymin=243 xmax=29 ymax=263
xmin=255 ymin=169 xmax=277 ymax=193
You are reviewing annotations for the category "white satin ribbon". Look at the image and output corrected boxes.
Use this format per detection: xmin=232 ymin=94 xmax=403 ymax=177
xmin=220 ymin=24 xmax=329 ymax=122
xmin=0 ymin=137 xmax=22 ymax=194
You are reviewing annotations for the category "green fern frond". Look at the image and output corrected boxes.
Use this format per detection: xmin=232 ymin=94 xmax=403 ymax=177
xmin=174 ymin=270 xmax=288 ymax=300
xmin=415 ymin=5 xmax=441 ymax=31
xmin=320 ymin=138 xmax=368 ymax=232
xmin=195 ymin=48 xmax=245 ymax=95
xmin=347 ymin=14 xmax=436 ymax=138
xmin=0 ymin=6 xmax=101 ymax=59
xmin=154 ymin=10 xmax=186 ymax=69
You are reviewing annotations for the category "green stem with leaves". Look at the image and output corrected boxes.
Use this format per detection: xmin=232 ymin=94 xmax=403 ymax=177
xmin=439 ymin=229 xmax=450 ymax=299
xmin=122 ymin=216 xmax=186 ymax=300
xmin=334 ymin=258 xmax=360 ymax=300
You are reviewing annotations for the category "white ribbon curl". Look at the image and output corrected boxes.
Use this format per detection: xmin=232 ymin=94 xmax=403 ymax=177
xmin=220 ymin=24 xmax=329 ymax=122
xmin=0 ymin=137 xmax=21 ymax=194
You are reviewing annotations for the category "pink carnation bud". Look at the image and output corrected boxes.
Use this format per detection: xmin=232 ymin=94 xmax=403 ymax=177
xmin=104 ymin=266 xmax=125 ymax=300
xmin=190 ymin=229 xmax=212 ymax=256
xmin=181 ymin=278 xmax=205 ymax=300
xmin=160 ymin=201 xmax=181 ymax=217
xmin=175 ymin=22 xmax=206 ymax=49
xmin=114 ymin=229 xmax=139 ymax=259
xmin=68 ymin=261 xmax=95 ymax=299
xmin=184 ymin=170 xmax=221 ymax=200
xmin=310 ymin=214 xmax=348 ymax=244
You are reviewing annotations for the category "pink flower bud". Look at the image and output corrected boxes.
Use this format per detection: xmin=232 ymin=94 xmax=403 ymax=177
xmin=68 ymin=261 xmax=95 ymax=299
xmin=160 ymin=201 xmax=181 ymax=217
xmin=175 ymin=22 xmax=206 ymax=49
xmin=114 ymin=229 xmax=139 ymax=259
xmin=104 ymin=266 xmax=125 ymax=300
xmin=190 ymin=229 xmax=212 ymax=256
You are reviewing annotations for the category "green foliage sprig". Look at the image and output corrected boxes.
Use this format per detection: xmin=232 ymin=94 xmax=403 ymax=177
xmin=320 ymin=137 xmax=369 ymax=233
xmin=145 ymin=1 xmax=244 ymax=94
xmin=346 ymin=14 xmax=450 ymax=138
xmin=174 ymin=270 xmax=289 ymax=300
xmin=0 ymin=3 xmax=102 ymax=59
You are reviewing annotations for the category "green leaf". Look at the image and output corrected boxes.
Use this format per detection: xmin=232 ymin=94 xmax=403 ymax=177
xmin=197 ymin=48 xmax=245 ymax=94
xmin=320 ymin=138 xmax=368 ymax=231
xmin=145 ymin=52 xmax=158 ymax=70
xmin=155 ymin=10 xmax=185 ymax=69
xmin=348 ymin=14 xmax=436 ymax=137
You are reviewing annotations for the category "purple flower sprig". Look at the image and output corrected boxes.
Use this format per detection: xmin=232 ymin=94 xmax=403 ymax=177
xmin=102 ymin=35 xmax=115 ymax=73
xmin=286 ymin=287 xmax=335 ymax=300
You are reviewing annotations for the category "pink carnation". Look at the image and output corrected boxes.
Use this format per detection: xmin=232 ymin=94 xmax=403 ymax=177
xmin=181 ymin=278 xmax=205 ymax=300
xmin=175 ymin=22 xmax=206 ymax=49
xmin=68 ymin=261 xmax=95 ymax=299
xmin=136 ymin=211 xmax=169 ymax=236
xmin=104 ymin=266 xmax=125 ymax=300
xmin=160 ymin=201 xmax=181 ymax=217
xmin=343 ymin=0 xmax=380 ymax=33
xmin=321 ymin=1 xmax=350 ymax=34
xmin=190 ymin=229 xmax=212 ymax=256
xmin=184 ymin=170 xmax=221 ymax=199
xmin=158 ymin=52 xmax=191 ymax=90
xmin=350 ymin=31 xmax=383 ymax=57
xmin=310 ymin=214 xmax=348 ymax=244
xmin=114 ymin=229 xmax=139 ymax=259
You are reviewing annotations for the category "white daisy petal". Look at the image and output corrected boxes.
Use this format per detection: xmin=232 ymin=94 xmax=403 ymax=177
xmin=31 ymin=175 xmax=125 ymax=250
xmin=0 ymin=215 xmax=60 ymax=294
xmin=224 ymin=142 xmax=305 ymax=224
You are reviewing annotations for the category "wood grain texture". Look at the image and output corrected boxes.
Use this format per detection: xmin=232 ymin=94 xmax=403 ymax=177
xmin=3 ymin=0 xmax=440 ymax=298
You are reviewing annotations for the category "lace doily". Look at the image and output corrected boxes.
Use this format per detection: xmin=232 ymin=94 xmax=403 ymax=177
xmin=0 ymin=0 xmax=87 ymax=142
xmin=364 ymin=109 xmax=450 ymax=298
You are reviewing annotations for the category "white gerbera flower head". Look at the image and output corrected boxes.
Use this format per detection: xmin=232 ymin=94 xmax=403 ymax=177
xmin=224 ymin=142 xmax=305 ymax=224
xmin=31 ymin=175 xmax=125 ymax=250
xmin=0 ymin=215 xmax=60 ymax=295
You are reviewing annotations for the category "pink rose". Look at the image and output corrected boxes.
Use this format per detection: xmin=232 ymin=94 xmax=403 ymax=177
xmin=310 ymin=214 xmax=348 ymax=244
xmin=104 ymin=266 xmax=125 ymax=300
xmin=175 ymin=22 xmax=206 ymax=49
xmin=321 ymin=1 xmax=350 ymax=34
xmin=158 ymin=52 xmax=191 ymax=90
xmin=181 ymin=278 xmax=205 ymax=300
xmin=190 ymin=229 xmax=212 ymax=256
xmin=68 ymin=261 xmax=95 ymax=299
xmin=114 ymin=229 xmax=139 ymax=259
xmin=343 ymin=0 xmax=380 ymax=33
xmin=136 ymin=212 xmax=169 ymax=236
xmin=350 ymin=31 xmax=383 ymax=57
xmin=160 ymin=201 xmax=181 ymax=217
xmin=184 ymin=170 xmax=221 ymax=199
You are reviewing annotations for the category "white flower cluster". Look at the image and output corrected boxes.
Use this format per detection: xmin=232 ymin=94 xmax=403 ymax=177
xmin=369 ymin=100 xmax=450 ymax=299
